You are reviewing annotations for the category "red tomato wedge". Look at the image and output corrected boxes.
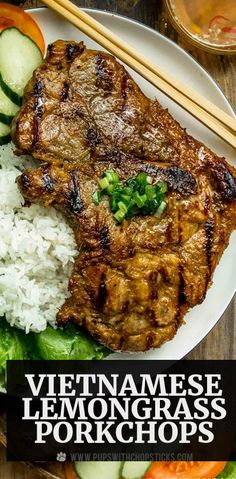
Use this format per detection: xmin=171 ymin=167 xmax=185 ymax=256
xmin=64 ymin=463 xmax=80 ymax=479
xmin=144 ymin=461 xmax=227 ymax=479
xmin=0 ymin=3 xmax=45 ymax=54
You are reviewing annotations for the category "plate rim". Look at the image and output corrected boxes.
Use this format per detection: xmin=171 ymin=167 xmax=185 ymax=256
xmin=26 ymin=6 xmax=236 ymax=359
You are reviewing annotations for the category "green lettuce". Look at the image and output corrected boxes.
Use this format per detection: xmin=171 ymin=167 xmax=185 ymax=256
xmin=0 ymin=319 xmax=27 ymax=368
xmin=0 ymin=317 xmax=110 ymax=386
xmin=0 ymin=319 xmax=29 ymax=387
xmin=30 ymin=323 xmax=109 ymax=361
xmin=217 ymin=462 xmax=236 ymax=478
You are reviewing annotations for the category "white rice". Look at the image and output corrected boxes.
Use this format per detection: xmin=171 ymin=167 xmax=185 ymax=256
xmin=0 ymin=143 xmax=77 ymax=333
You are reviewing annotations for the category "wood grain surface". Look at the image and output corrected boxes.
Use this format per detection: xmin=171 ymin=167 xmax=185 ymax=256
xmin=0 ymin=0 xmax=235 ymax=476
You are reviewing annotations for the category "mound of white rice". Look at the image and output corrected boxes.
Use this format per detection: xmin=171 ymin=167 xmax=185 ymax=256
xmin=0 ymin=143 xmax=77 ymax=333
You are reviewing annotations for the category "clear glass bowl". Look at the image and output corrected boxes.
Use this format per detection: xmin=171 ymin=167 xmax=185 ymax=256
xmin=164 ymin=0 xmax=236 ymax=55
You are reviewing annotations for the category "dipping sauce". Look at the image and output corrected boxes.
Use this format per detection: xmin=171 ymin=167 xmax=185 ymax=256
xmin=164 ymin=0 xmax=236 ymax=54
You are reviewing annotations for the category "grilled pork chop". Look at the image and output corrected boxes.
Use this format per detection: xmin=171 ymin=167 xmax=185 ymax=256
xmin=14 ymin=40 xmax=236 ymax=352
xmin=12 ymin=40 xmax=189 ymax=167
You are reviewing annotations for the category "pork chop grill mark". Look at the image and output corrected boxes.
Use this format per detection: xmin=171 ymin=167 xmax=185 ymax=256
xmin=205 ymin=217 xmax=215 ymax=271
xmin=87 ymin=128 xmax=100 ymax=148
xmin=95 ymin=54 xmax=113 ymax=92
xmin=69 ymin=170 xmax=83 ymax=214
xmin=65 ymin=43 xmax=82 ymax=62
xmin=61 ymin=82 xmax=69 ymax=101
xmin=148 ymin=271 xmax=158 ymax=300
xmin=20 ymin=172 xmax=31 ymax=191
xmin=139 ymin=164 xmax=196 ymax=195
xmin=99 ymin=226 xmax=110 ymax=251
xmin=42 ymin=165 xmax=55 ymax=193
xmin=121 ymin=71 xmax=128 ymax=112
xmin=34 ymin=80 xmax=44 ymax=118
xmin=107 ymin=148 xmax=123 ymax=164
xmin=32 ymin=80 xmax=44 ymax=149
xmin=167 ymin=166 xmax=197 ymax=195
xmin=178 ymin=263 xmax=187 ymax=306
xmin=147 ymin=308 xmax=157 ymax=328
xmin=212 ymin=164 xmax=236 ymax=201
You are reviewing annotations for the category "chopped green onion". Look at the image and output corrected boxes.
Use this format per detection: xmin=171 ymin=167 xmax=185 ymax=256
xmin=134 ymin=192 xmax=147 ymax=208
xmin=92 ymin=190 xmax=102 ymax=205
xmin=155 ymin=200 xmax=167 ymax=217
xmin=145 ymin=184 xmax=155 ymax=200
xmin=98 ymin=177 xmax=110 ymax=190
xmin=104 ymin=170 xmax=119 ymax=183
xmin=121 ymin=194 xmax=132 ymax=205
xmin=118 ymin=201 xmax=128 ymax=214
xmin=92 ymin=170 xmax=168 ymax=223
xmin=136 ymin=172 xmax=149 ymax=194
xmin=136 ymin=172 xmax=148 ymax=183
xmin=123 ymin=186 xmax=133 ymax=196
xmin=127 ymin=178 xmax=137 ymax=190
xmin=106 ymin=184 xmax=115 ymax=195
xmin=110 ymin=198 xmax=118 ymax=212
xmin=114 ymin=209 xmax=126 ymax=223
xmin=156 ymin=181 xmax=167 ymax=194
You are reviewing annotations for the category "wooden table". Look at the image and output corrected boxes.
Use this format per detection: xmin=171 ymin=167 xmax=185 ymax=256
xmin=1 ymin=0 xmax=236 ymax=477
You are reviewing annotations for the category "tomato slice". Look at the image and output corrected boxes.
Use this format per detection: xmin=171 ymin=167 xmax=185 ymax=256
xmin=144 ymin=461 xmax=227 ymax=479
xmin=64 ymin=463 xmax=80 ymax=479
xmin=0 ymin=3 xmax=45 ymax=54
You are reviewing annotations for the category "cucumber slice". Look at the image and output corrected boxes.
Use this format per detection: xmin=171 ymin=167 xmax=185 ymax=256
xmin=122 ymin=461 xmax=151 ymax=479
xmin=0 ymin=27 xmax=43 ymax=104
xmin=0 ymin=84 xmax=19 ymax=125
xmin=74 ymin=461 xmax=122 ymax=479
xmin=0 ymin=73 xmax=22 ymax=107
xmin=0 ymin=122 xmax=11 ymax=145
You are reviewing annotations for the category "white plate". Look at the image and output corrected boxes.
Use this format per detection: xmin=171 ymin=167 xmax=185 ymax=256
xmin=30 ymin=7 xmax=236 ymax=360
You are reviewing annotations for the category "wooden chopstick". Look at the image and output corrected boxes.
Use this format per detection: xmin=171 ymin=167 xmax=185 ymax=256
xmin=42 ymin=0 xmax=236 ymax=149
xmin=52 ymin=0 xmax=236 ymax=135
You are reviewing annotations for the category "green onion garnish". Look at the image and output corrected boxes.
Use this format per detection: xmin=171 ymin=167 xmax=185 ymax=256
xmin=92 ymin=190 xmax=102 ymax=205
xmin=98 ymin=177 xmax=110 ymax=191
xmin=92 ymin=169 xmax=168 ymax=223
xmin=134 ymin=192 xmax=147 ymax=208
xmin=156 ymin=200 xmax=167 ymax=217
xmin=104 ymin=170 xmax=119 ymax=183
xmin=114 ymin=209 xmax=126 ymax=223
xmin=118 ymin=201 xmax=128 ymax=214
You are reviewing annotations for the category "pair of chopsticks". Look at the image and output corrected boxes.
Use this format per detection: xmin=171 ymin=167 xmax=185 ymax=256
xmin=42 ymin=0 xmax=236 ymax=149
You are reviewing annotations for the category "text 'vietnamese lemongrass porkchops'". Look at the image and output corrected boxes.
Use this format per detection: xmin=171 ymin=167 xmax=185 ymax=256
xmin=12 ymin=40 xmax=236 ymax=352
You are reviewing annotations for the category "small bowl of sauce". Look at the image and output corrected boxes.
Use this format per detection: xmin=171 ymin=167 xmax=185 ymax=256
xmin=164 ymin=0 xmax=236 ymax=54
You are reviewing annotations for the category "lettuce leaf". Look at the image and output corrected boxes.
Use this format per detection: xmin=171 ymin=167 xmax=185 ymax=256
xmin=0 ymin=317 xmax=110 ymax=387
xmin=217 ymin=462 xmax=236 ymax=478
xmin=30 ymin=323 xmax=109 ymax=361
xmin=0 ymin=318 xmax=29 ymax=386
